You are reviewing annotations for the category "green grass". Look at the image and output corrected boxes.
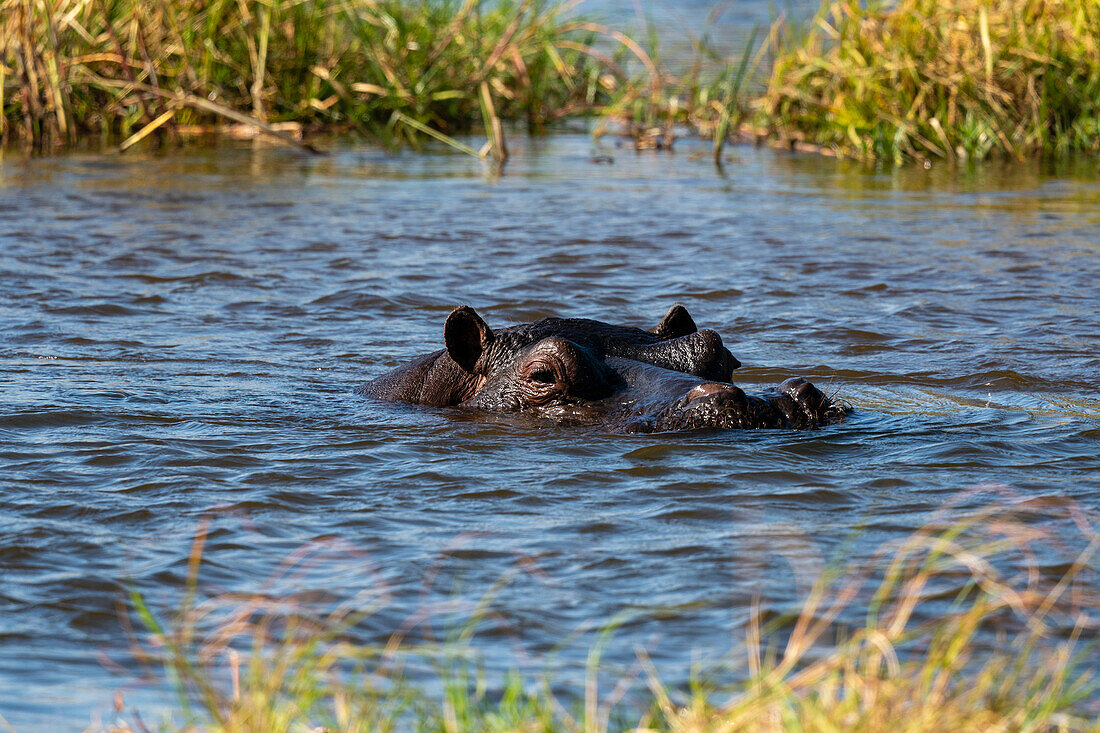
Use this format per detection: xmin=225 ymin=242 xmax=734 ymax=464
xmin=757 ymin=0 xmax=1100 ymax=163
xmin=0 ymin=0 xmax=632 ymax=157
xmin=5 ymin=0 xmax=1100 ymax=163
xmin=104 ymin=500 xmax=1099 ymax=732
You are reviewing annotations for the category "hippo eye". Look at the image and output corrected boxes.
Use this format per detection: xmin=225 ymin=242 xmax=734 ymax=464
xmin=528 ymin=368 xmax=557 ymax=385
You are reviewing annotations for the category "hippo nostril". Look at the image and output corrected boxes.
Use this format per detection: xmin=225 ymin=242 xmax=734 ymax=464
xmin=779 ymin=377 xmax=822 ymax=406
xmin=686 ymin=382 xmax=734 ymax=404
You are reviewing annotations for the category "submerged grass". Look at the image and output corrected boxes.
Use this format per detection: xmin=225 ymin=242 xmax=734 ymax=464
xmin=106 ymin=498 xmax=1099 ymax=732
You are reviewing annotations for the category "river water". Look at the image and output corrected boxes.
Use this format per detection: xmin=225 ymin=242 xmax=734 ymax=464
xmin=2 ymin=132 xmax=1100 ymax=729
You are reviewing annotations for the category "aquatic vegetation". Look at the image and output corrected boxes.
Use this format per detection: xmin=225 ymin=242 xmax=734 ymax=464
xmin=5 ymin=0 xmax=1099 ymax=163
xmin=109 ymin=500 xmax=1099 ymax=732
xmin=0 ymin=0 xmax=627 ymax=157
xmin=591 ymin=21 xmax=767 ymax=162
xmin=757 ymin=0 xmax=1100 ymax=162
xmin=0 ymin=0 xmax=760 ymax=157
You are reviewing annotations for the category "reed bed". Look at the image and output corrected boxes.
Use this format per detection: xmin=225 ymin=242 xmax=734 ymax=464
xmin=0 ymin=0 xmax=633 ymax=157
xmin=105 ymin=498 xmax=1099 ymax=732
xmin=6 ymin=0 xmax=1099 ymax=163
xmin=757 ymin=0 xmax=1100 ymax=162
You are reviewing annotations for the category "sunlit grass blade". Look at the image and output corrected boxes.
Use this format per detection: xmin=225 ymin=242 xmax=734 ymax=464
xmin=393 ymin=111 xmax=484 ymax=159
xmin=117 ymin=105 xmax=175 ymax=152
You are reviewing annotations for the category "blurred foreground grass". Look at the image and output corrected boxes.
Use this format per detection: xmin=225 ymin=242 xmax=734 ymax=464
xmin=94 ymin=498 xmax=1100 ymax=732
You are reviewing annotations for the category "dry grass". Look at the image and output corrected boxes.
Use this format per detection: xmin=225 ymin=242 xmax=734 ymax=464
xmin=638 ymin=497 xmax=1100 ymax=732
xmin=103 ymin=497 xmax=1099 ymax=732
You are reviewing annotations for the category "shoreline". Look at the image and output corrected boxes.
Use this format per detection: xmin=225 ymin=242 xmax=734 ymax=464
xmin=5 ymin=0 xmax=1099 ymax=165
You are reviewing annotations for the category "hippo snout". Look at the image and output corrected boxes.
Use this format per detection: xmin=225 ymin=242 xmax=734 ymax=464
xmin=641 ymin=375 xmax=846 ymax=432
xmin=685 ymin=382 xmax=744 ymax=405
xmin=776 ymin=377 xmax=849 ymax=427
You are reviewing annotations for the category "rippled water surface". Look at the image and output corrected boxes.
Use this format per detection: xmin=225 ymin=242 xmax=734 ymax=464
xmin=3 ymin=135 xmax=1100 ymax=729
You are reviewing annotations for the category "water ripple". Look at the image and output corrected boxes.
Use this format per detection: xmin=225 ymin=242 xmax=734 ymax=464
xmin=2 ymin=136 xmax=1099 ymax=729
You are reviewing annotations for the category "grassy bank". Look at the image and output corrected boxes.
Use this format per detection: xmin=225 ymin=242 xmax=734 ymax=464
xmin=758 ymin=0 xmax=1100 ymax=162
xmin=103 ymin=500 xmax=1099 ymax=732
xmin=0 ymin=0 xmax=770 ymax=158
xmin=3 ymin=1 xmax=1100 ymax=160
xmin=0 ymin=0 xmax=641 ymax=157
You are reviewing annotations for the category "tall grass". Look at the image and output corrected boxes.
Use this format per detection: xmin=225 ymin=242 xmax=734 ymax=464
xmin=4 ymin=0 xmax=1100 ymax=161
xmin=108 ymin=499 xmax=1099 ymax=732
xmin=0 ymin=0 xmax=629 ymax=156
xmin=0 ymin=0 xmax=777 ymax=157
xmin=758 ymin=0 xmax=1100 ymax=163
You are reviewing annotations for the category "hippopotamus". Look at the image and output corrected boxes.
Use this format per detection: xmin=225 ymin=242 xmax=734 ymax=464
xmin=359 ymin=306 xmax=848 ymax=432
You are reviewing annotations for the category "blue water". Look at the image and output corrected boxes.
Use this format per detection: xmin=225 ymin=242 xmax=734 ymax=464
xmin=2 ymin=132 xmax=1099 ymax=728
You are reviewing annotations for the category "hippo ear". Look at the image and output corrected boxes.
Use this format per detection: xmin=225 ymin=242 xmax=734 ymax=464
xmin=444 ymin=306 xmax=495 ymax=373
xmin=650 ymin=304 xmax=697 ymax=340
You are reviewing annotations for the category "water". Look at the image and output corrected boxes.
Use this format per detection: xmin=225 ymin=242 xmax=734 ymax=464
xmin=2 ymin=135 xmax=1100 ymax=729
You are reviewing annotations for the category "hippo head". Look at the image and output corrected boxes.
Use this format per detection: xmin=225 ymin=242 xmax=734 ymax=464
xmin=359 ymin=304 xmax=743 ymax=408
xmin=439 ymin=307 xmax=848 ymax=431
xmin=444 ymin=304 xmax=739 ymax=382
xmin=443 ymin=307 xmax=620 ymax=411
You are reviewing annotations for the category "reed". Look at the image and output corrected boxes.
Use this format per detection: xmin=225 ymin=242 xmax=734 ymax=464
xmin=757 ymin=0 xmax=1100 ymax=163
xmin=0 ymin=0 xmax=626 ymax=154
xmin=109 ymin=499 xmax=1099 ymax=732
xmin=5 ymin=0 xmax=1100 ymax=162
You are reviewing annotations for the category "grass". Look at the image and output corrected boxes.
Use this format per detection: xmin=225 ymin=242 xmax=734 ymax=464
xmin=101 ymin=498 xmax=1100 ymax=732
xmin=0 ymin=0 xmax=634 ymax=158
xmin=757 ymin=0 xmax=1100 ymax=163
xmin=4 ymin=0 xmax=1100 ymax=163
